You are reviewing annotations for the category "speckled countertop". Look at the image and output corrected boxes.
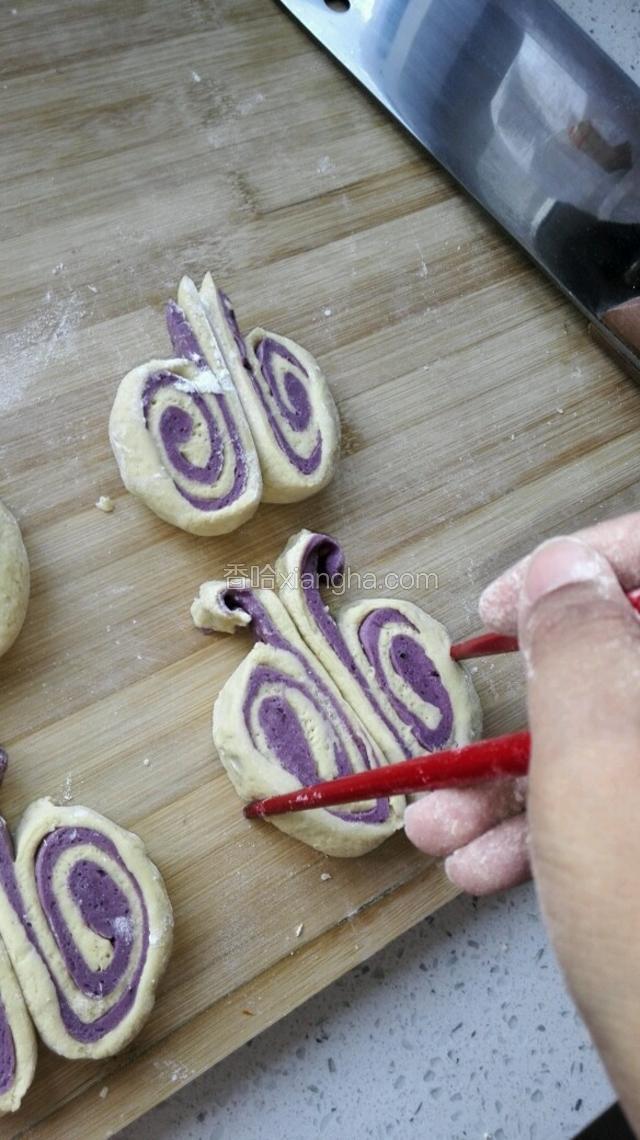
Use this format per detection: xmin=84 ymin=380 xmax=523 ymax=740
xmin=120 ymin=886 xmax=612 ymax=1140
xmin=118 ymin=4 xmax=638 ymax=1138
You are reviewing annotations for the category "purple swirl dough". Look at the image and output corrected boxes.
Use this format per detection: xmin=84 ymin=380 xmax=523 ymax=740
xmin=297 ymin=534 xmax=453 ymax=753
xmin=0 ymin=821 xmax=149 ymax=1044
xmin=222 ymin=586 xmax=389 ymax=824
xmin=357 ymin=608 xmax=453 ymax=752
xmin=254 ymin=338 xmax=322 ymax=473
xmin=165 ymin=301 xmax=206 ymax=367
xmin=219 ymin=291 xmax=322 ymax=474
xmin=218 ymin=289 xmax=251 ymax=367
xmin=142 ymin=370 xmax=247 ymax=511
xmin=295 ymin=535 xmax=405 ymax=752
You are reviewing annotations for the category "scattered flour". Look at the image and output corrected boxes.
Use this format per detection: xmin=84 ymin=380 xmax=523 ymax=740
xmin=153 ymin=1058 xmax=194 ymax=1084
xmin=317 ymin=155 xmax=336 ymax=175
xmin=113 ymin=915 xmax=133 ymax=943
xmin=416 ymin=242 xmax=429 ymax=279
xmin=237 ymin=91 xmax=265 ymax=115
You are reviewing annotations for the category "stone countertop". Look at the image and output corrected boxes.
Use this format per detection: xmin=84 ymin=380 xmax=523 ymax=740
xmin=118 ymin=3 xmax=637 ymax=1137
xmin=119 ymin=885 xmax=612 ymax=1140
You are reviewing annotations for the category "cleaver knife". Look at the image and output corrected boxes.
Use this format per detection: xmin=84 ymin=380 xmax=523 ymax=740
xmin=277 ymin=0 xmax=640 ymax=376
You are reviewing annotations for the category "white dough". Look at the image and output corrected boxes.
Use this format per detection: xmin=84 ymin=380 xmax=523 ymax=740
xmin=175 ymin=275 xmax=236 ymax=393
xmin=109 ymin=357 xmax=262 ymax=536
xmin=0 ymin=501 xmax=29 ymax=659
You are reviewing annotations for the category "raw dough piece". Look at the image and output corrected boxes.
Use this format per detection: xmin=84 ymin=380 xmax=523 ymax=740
xmin=192 ymin=582 xmax=403 ymax=857
xmin=109 ymin=354 xmax=261 ymax=536
xmin=0 ymin=940 xmax=37 ymax=1114
xmin=0 ymin=799 xmax=173 ymax=1060
xmin=199 ymin=273 xmax=340 ymax=502
xmin=110 ymin=274 xmax=340 ymax=530
xmin=276 ymin=531 xmax=482 ymax=759
xmin=0 ymin=501 xmax=29 ymax=659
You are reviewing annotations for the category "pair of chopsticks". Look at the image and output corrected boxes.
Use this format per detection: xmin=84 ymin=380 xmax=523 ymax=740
xmin=244 ymin=587 xmax=640 ymax=819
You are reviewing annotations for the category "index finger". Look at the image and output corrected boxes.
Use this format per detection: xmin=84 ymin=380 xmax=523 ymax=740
xmin=478 ymin=511 xmax=640 ymax=634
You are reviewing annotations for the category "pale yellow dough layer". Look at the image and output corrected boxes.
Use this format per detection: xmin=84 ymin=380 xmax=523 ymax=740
xmin=276 ymin=529 xmax=482 ymax=759
xmin=197 ymin=275 xmax=340 ymax=502
xmin=0 ymin=501 xmax=29 ymax=658
xmin=109 ymin=357 xmax=262 ymax=536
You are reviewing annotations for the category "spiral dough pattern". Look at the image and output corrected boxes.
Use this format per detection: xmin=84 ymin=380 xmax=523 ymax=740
xmin=0 ymin=800 xmax=173 ymax=1061
xmin=192 ymin=583 xmax=403 ymax=857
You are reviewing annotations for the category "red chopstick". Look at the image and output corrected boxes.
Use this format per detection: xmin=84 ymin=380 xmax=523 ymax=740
xmin=243 ymin=587 xmax=639 ymax=819
xmin=243 ymin=731 xmax=530 ymax=818
xmin=450 ymin=585 xmax=640 ymax=660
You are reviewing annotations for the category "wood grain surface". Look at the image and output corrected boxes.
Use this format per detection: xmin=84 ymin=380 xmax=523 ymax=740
xmin=2 ymin=1 xmax=639 ymax=1135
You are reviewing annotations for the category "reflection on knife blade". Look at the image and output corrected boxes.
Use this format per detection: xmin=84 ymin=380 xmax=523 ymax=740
xmin=278 ymin=0 xmax=640 ymax=370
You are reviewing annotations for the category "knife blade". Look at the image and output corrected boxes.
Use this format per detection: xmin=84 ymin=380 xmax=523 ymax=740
xmin=277 ymin=0 xmax=640 ymax=375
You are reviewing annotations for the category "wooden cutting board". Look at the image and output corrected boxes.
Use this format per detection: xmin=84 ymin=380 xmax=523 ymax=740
xmin=2 ymin=1 xmax=639 ymax=1135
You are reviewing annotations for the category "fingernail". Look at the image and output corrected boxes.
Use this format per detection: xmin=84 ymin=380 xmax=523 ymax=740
xmin=517 ymin=538 xmax=619 ymax=671
xmin=521 ymin=537 xmax=614 ymax=607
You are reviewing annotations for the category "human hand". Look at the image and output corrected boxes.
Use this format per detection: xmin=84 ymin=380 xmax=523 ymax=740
xmin=405 ymin=511 xmax=640 ymax=1130
xmin=405 ymin=511 xmax=640 ymax=893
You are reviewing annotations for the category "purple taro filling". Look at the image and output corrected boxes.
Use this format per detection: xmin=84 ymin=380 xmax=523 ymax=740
xmin=165 ymin=301 xmax=206 ymax=367
xmin=225 ymin=589 xmax=390 ymax=825
xmin=0 ymin=1000 xmax=15 ymax=1095
xmin=299 ymin=536 xmax=406 ymax=752
xmin=218 ymin=288 xmax=322 ymax=475
xmin=142 ymin=370 xmax=247 ymax=510
xmin=296 ymin=535 xmax=455 ymax=753
xmin=37 ymin=843 xmax=133 ymax=999
xmin=358 ymin=609 xmax=453 ymax=751
xmin=0 ymin=822 xmax=150 ymax=1044
xmin=218 ymin=290 xmax=251 ymax=367
xmin=253 ymin=339 xmax=322 ymax=474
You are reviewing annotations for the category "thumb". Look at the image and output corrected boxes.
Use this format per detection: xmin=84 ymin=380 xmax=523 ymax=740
xmin=519 ymin=535 xmax=640 ymax=872
xmin=519 ymin=536 xmax=640 ymax=1111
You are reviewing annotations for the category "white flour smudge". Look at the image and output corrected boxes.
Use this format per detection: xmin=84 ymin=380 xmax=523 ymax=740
xmin=237 ymin=91 xmax=265 ymax=115
xmin=1 ymin=290 xmax=86 ymax=412
xmin=317 ymin=155 xmax=336 ymax=175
